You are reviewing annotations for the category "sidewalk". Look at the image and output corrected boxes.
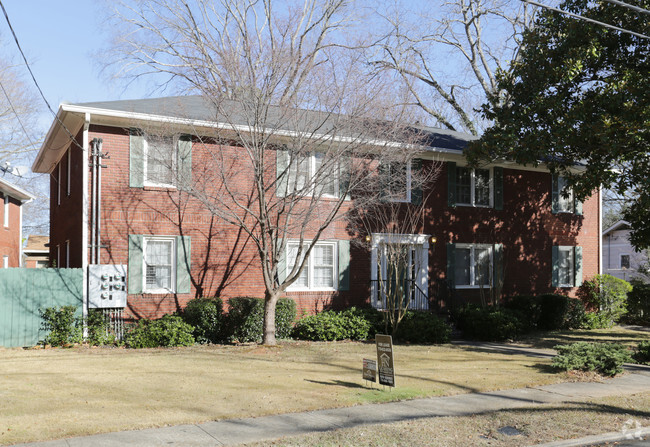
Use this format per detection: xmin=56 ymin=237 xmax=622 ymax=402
xmin=13 ymin=347 xmax=650 ymax=447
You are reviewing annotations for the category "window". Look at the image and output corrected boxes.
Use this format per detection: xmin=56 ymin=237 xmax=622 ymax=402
xmin=145 ymin=135 xmax=176 ymax=187
xmin=284 ymin=152 xmax=340 ymax=197
xmin=621 ymin=254 xmax=630 ymax=270
xmin=552 ymin=245 xmax=583 ymax=288
xmin=2 ymin=255 xmax=8 ymax=268
xmin=3 ymin=195 xmax=8 ymax=227
xmin=129 ymin=130 xmax=192 ymax=189
xmin=143 ymin=237 xmax=176 ymax=293
xmin=552 ymin=176 xmax=582 ymax=214
xmin=448 ymin=162 xmax=503 ymax=209
xmin=451 ymin=244 xmax=493 ymax=288
xmin=383 ymin=161 xmax=411 ymax=202
xmin=286 ymin=241 xmax=337 ymax=290
xmin=127 ymin=234 xmax=192 ymax=295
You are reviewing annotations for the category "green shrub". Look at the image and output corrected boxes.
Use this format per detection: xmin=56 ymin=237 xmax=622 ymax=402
xmin=86 ymin=309 xmax=118 ymax=346
xmin=39 ymin=305 xmax=82 ymax=347
xmin=564 ymin=298 xmax=587 ymax=329
xmin=503 ymin=295 xmax=542 ymax=332
xmin=634 ymin=341 xmax=650 ymax=365
xmin=225 ymin=297 xmax=296 ymax=343
xmin=394 ymin=311 xmax=451 ymax=344
xmin=551 ymin=342 xmax=632 ymax=376
xmin=626 ymin=281 xmax=650 ymax=325
xmin=124 ymin=315 xmax=195 ymax=348
xmin=578 ymin=275 xmax=632 ymax=327
xmin=182 ymin=297 xmax=223 ymax=344
xmin=538 ymin=294 xmax=571 ymax=330
xmin=583 ymin=311 xmax=612 ymax=329
xmin=456 ymin=306 xmax=523 ymax=341
xmin=292 ymin=307 xmax=372 ymax=341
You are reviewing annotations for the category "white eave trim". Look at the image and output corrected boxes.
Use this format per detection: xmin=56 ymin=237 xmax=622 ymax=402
xmin=0 ymin=178 xmax=35 ymax=202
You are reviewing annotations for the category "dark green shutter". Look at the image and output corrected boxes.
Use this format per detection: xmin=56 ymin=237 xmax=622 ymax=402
xmin=574 ymin=246 xmax=583 ymax=287
xmin=276 ymin=149 xmax=289 ymax=197
xmin=129 ymin=129 xmax=144 ymax=188
xmin=446 ymin=243 xmax=456 ymax=286
xmin=128 ymin=235 xmax=144 ymax=294
xmin=339 ymin=157 xmax=351 ymax=200
xmin=338 ymin=240 xmax=350 ymax=291
xmin=493 ymin=167 xmax=504 ymax=210
xmin=178 ymin=134 xmax=192 ymax=188
xmin=551 ymin=245 xmax=559 ymax=287
xmin=493 ymin=243 xmax=503 ymax=289
xmin=277 ymin=239 xmax=287 ymax=283
xmin=551 ymin=175 xmax=559 ymax=214
xmin=411 ymin=158 xmax=423 ymax=205
xmin=447 ymin=162 xmax=457 ymax=207
xmin=574 ymin=198 xmax=583 ymax=215
xmin=176 ymin=236 xmax=191 ymax=293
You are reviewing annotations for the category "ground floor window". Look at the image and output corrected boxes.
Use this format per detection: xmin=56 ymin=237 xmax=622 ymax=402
xmin=451 ymin=244 xmax=493 ymax=288
xmin=128 ymin=234 xmax=191 ymax=295
xmin=552 ymin=245 xmax=583 ymax=288
xmin=286 ymin=241 xmax=337 ymax=291
xmin=144 ymin=237 xmax=176 ymax=293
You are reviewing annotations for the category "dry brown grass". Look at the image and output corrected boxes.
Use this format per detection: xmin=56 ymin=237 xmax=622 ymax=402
xmin=0 ymin=341 xmax=565 ymax=445
xmin=244 ymin=392 xmax=650 ymax=447
xmin=518 ymin=325 xmax=649 ymax=349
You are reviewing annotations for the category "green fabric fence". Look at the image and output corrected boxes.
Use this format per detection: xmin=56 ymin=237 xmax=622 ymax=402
xmin=0 ymin=268 xmax=83 ymax=348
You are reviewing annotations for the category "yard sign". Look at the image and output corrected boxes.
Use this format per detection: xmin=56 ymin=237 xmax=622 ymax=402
xmin=375 ymin=334 xmax=395 ymax=387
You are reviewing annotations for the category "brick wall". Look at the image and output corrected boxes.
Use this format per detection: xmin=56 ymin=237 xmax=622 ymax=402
xmin=0 ymin=195 xmax=23 ymax=267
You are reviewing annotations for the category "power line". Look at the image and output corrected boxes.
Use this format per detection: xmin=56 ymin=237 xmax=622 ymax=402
xmin=522 ymin=0 xmax=650 ymax=40
xmin=0 ymin=0 xmax=83 ymax=151
xmin=602 ymin=0 xmax=650 ymax=16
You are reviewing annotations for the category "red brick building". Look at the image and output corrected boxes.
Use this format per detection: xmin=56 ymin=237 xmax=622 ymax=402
xmin=32 ymin=96 xmax=601 ymax=320
xmin=0 ymin=177 xmax=34 ymax=268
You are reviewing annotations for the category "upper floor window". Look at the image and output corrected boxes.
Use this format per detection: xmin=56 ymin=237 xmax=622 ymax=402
xmin=552 ymin=176 xmax=582 ymax=215
xmin=383 ymin=161 xmax=411 ymax=203
xmin=277 ymin=150 xmax=346 ymax=199
xmin=620 ymin=254 xmax=630 ymax=269
xmin=448 ymin=162 xmax=503 ymax=210
xmin=129 ymin=130 xmax=192 ymax=189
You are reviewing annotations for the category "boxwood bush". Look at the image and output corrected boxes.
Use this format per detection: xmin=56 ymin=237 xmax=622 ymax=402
xmin=394 ymin=311 xmax=451 ymax=344
xmin=181 ymin=297 xmax=224 ymax=344
xmin=635 ymin=340 xmax=650 ymax=365
xmin=124 ymin=314 xmax=195 ymax=348
xmin=626 ymin=281 xmax=650 ymax=325
xmin=551 ymin=342 xmax=632 ymax=376
xmin=292 ymin=307 xmax=372 ymax=341
xmin=225 ymin=297 xmax=296 ymax=343
xmin=454 ymin=305 xmax=523 ymax=341
xmin=503 ymin=295 xmax=541 ymax=332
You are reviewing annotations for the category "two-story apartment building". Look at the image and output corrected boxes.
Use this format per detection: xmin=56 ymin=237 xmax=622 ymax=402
xmin=0 ymin=177 xmax=34 ymax=268
xmin=32 ymin=96 xmax=601 ymax=320
xmin=603 ymin=220 xmax=649 ymax=282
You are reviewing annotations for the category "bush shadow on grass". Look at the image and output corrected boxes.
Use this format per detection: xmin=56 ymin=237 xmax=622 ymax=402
xmin=305 ymin=379 xmax=366 ymax=389
xmin=518 ymin=329 xmax=649 ymax=350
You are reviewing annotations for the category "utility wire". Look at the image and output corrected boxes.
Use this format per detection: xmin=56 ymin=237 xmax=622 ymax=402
xmin=522 ymin=0 xmax=650 ymax=40
xmin=0 ymin=0 xmax=83 ymax=151
xmin=602 ymin=0 xmax=650 ymax=16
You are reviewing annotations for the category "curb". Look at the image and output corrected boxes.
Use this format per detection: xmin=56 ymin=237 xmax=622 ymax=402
xmin=533 ymin=426 xmax=650 ymax=446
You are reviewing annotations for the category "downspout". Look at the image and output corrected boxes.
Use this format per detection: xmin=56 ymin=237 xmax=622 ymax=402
xmin=18 ymin=198 xmax=32 ymax=267
xmin=82 ymin=113 xmax=90 ymax=337
xmin=598 ymin=186 xmax=603 ymax=275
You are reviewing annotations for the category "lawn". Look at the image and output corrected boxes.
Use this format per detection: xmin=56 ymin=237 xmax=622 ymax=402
xmin=0 ymin=326 xmax=646 ymax=446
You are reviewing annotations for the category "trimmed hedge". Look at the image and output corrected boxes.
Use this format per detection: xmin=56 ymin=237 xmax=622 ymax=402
xmin=182 ymin=297 xmax=224 ymax=344
xmin=394 ymin=311 xmax=451 ymax=344
xmin=226 ymin=297 xmax=296 ymax=343
xmin=454 ymin=305 xmax=523 ymax=341
xmin=124 ymin=314 xmax=195 ymax=348
xmin=292 ymin=307 xmax=372 ymax=341
xmin=626 ymin=282 xmax=650 ymax=325
xmin=552 ymin=342 xmax=632 ymax=376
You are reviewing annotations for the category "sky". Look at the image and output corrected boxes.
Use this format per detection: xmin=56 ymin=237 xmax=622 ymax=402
xmin=2 ymin=1 xmax=146 ymax=131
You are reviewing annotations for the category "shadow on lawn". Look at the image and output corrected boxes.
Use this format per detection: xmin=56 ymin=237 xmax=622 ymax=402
xmin=305 ymin=379 xmax=365 ymax=389
xmin=518 ymin=329 xmax=649 ymax=350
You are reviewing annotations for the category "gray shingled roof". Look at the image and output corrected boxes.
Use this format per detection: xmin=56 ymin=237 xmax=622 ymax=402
xmin=74 ymin=95 xmax=476 ymax=153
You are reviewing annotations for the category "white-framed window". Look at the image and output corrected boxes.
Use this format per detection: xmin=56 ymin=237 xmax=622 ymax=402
xmin=2 ymin=255 xmax=8 ymax=268
xmin=552 ymin=245 xmax=582 ymax=288
xmin=287 ymin=152 xmax=340 ymax=198
xmin=620 ymin=254 xmax=630 ymax=270
xmin=383 ymin=161 xmax=411 ymax=203
xmin=143 ymin=236 xmax=176 ymax=293
xmin=3 ymin=195 xmax=8 ymax=227
xmin=286 ymin=241 xmax=337 ymax=291
xmin=144 ymin=135 xmax=177 ymax=187
xmin=555 ymin=176 xmax=574 ymax=213
xmin=453 ymin=243 xmax=493 ymax=288
xmin=455 ymin=166 xmax=491 ymax=207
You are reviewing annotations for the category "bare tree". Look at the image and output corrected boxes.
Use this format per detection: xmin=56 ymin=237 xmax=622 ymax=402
xmin=369 ymin=0 xmax=536 ymax=135
xmin=348 ymin=158 xmax=441 ymax=336
xmin=107 ymin=0 xmax=429 ymax=345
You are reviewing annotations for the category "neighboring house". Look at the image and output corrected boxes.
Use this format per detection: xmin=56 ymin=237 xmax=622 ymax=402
xmin=31 ymin=96 xmax=601 ymax=320
xmin=602 ymin=220 xmax=649 ymax=282
xmin=23 ymin=235 xmax=49 ymax=268
xmin=0 ymin=177 xmax=34 ymax=268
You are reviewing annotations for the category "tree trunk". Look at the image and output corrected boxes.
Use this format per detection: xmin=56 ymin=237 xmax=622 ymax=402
xmin=262 ymin=289 xmax=280 ymax=346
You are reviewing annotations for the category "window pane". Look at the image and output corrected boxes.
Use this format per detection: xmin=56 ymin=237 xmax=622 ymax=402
xmin=386 ymin=162 xmax=407 ymax=200
xmin=455 ymin=248 xmax=471 ymax=286
xmin=314 ymin=153 xmax=337 ymax=196
xmin=475 ymin=248 xmax=490 ymax=286
xmin=289 ymin=155 xmax=310 ymax=192
xmin=558 ymin=248 xmax=573 ymax=286
xmin=557 ymin=177 xmax=574 ymax=212
xmin=146 ymin=136 xmax=174 ymax=185
xmin=313 ymin=245 xmax=334 ymax=287
xmin=288 ymin=244 xmax=308 ymax=287
xmin=145 ymin=240 xmax=173 ymax=291
xmin=474 ymin=169 xmax=490 ymax=206
xmin=621 ymin=255 xmax=630 ymax=269
xmin=456 ymin=167 xmax=472 ymax=204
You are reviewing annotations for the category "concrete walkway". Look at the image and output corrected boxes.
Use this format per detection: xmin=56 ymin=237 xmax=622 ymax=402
xmin=13 ymin=345 xmax=650 ymax=447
